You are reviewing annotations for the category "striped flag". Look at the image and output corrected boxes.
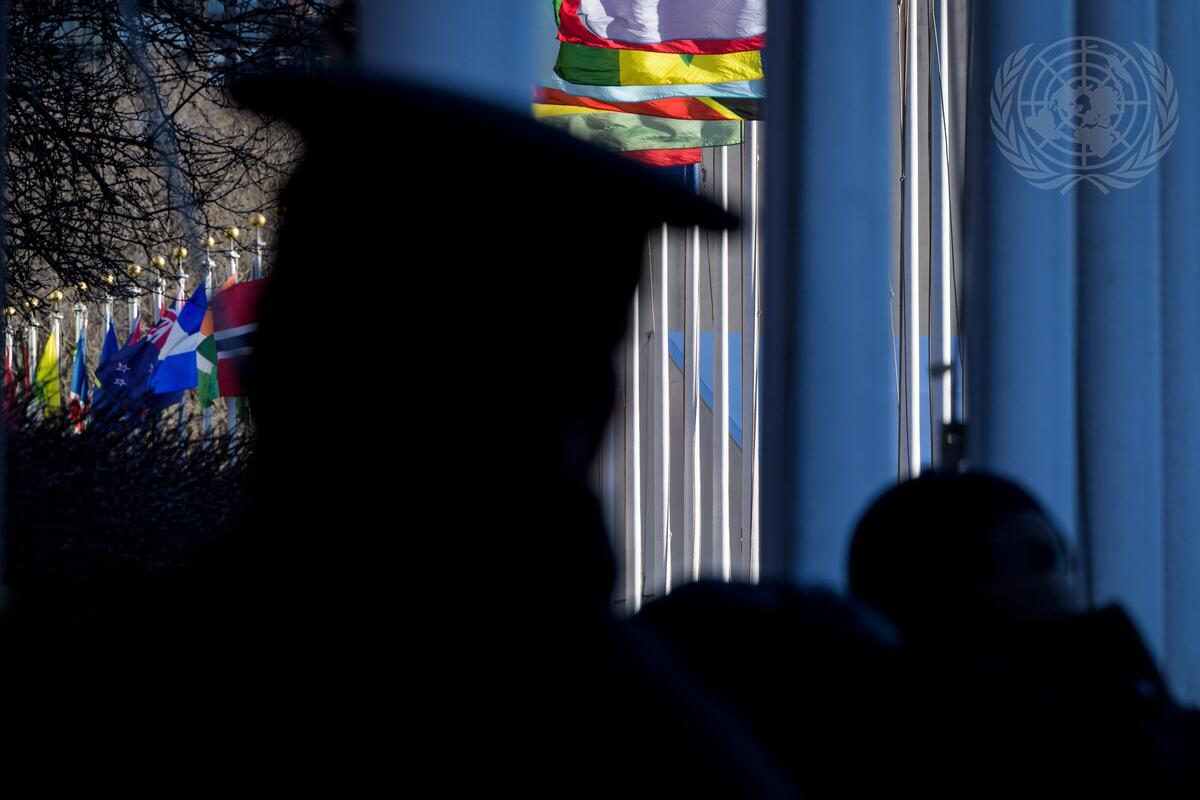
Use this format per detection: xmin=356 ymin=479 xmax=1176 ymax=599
xmin=535 ymin=104 xmax=743 ymax=152
xmin=210 ymin=279 xmax=266 ymax=398
xmin=543 ymin=72 xmax=764 ymax=102
xmin=554 ymin=42 xmax=763 ymax=87
xmin=198 ymin=276 xmax=235 ymax=408
xmin=555 ymin=0 xmax=766 ymax=54
xmin=535 ymin=86 xmax=761 ymax=121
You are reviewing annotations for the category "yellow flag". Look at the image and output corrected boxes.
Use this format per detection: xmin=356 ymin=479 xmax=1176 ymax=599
xmin=35 ymin=327 xmax=61 ymax=414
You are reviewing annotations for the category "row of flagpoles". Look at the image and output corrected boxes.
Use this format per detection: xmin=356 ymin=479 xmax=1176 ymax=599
xmin=2 ymin=214 xmax=270 ymax=437
xmin=537 ymin=2 xmax=765 ymax=610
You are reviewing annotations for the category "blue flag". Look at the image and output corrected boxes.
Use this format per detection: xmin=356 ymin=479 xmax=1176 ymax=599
xmin=69 ymin=326 xmax=89 ymax=408
xmin=94 ymin=337 xmax=183 ymax=420
xmin=149 ymin=283 xmax=208 ymax=395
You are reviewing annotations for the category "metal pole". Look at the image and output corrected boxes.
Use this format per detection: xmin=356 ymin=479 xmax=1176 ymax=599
xmin=713 ymin=146 xmax=732 ymax=582
xmin=937 ymin=0 xmax=953 ymax=437
xmin=201 ymin=240 xmax=215 ymax=437
xmin=624 ymin=287 xmax=643 ymax=613
xmin=905 ymin=0 xmax=926 ymax=477
xmin=652 ymin=223 xmax=670 ymax=597
xmin=684 ymin=166 xmax=702 ymax=583
xmin=250 ymin=213 xmax=266 ymax=280
xmin=127 ymin=264 xmax=142 ymax=340
xmin=225 ymin=227 xmax=241 ymax=439
xmin=173 ymin=246 xmax=188 ymax=438
xmin=27 ymin=312 xmax=39 ymax=388
xmin=151 ymin=255 xmax=166 ymax=325
xmin=743 ymin=122 xmax=763 ymax=583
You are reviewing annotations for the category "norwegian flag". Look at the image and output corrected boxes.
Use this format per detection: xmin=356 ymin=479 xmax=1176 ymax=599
xmin=211 ymin=279 xmax=267 ymax=397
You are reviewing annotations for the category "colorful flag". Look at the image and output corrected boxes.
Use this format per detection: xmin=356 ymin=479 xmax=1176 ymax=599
xmin=535 ymin=86 xmax=761 ymax=121
xmin=149 ymin=283 xmax=209 ymax=395
xmin=34 ymin=327 xmax=61 ymax=414
xmin=555 ymin=0 xmax=766 ymax=54
xmin=198 ymin=276 xmax=235 ymax=408
xmin=555 ymin=42 xmax=763 ymax=87
xmin=211 ymin=279 xmax=266 ymax=398
xmin=536 ymin=106 xmax=743 ymax=152
xmin=624 ymin=148 xmax=702 ymax=166
xmin=68 ymin=325 xmax=89 ymax=429
xmin=126 ymin=318 xmax=142 ymax=347
xmin=543 ymin=72 xmax=764 ymax=103
xmin=98 ymin=319 xmax=120 ymax=373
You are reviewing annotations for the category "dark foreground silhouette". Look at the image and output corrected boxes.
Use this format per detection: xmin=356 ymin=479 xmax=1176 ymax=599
xmin=3 ymin=71 xmax=1197 ymax=796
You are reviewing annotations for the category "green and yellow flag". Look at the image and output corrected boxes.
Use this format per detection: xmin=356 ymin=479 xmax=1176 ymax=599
xmin=554 ymin=43 xmax=763 ymax=87
xmin=34 ymin=327 xmax=61 ymax=414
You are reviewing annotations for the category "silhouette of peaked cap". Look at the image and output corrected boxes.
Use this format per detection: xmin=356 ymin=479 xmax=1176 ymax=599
xmin=230 ymin=71 xmax=738 ymax=232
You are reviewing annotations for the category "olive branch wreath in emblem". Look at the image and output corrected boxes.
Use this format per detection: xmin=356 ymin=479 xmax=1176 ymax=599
xmin=990 ymin=42 xmax=1179 ymax=194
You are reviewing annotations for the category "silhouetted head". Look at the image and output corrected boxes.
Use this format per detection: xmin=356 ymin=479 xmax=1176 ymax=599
xmin=849 ymin=472 xmax=1078 ymax=634
xmin=227 ymin=73 xmax=734 ymax=612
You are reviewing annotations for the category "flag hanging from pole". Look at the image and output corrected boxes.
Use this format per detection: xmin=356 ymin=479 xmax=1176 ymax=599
xmin=198 ymin=276 xmax=235 ymax=408
xmin=211 ymin=279 xmax=267 ymax=398
xmin=543 ymin=72 xmax=764 ymax=102
xmin=535 ymin=86 xmax=761 ymax=121
xmin=624 ymin=148 xmax=702 ymax=166
xmin=34 ymin=327 xmax=61 ymax=414
xmin=68 ymin=325 xmax=89 ymax=429
xmin=554 ymin=42 xmax=763 ymax=87
xmin=554 ymin=0 xmax=766 ymax=54
xmin=535 ymin=105 xmax=743 ymax=152
xmin=149 ymin=283 xmax=209 ymax=395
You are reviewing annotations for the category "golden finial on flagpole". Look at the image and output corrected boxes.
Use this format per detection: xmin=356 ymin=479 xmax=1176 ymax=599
xmin=171 ymin=245 xmax=188 ymax=261
xmin=103 ymin=273 xmax=116 ymax=286
xmin=225 ymin=226 xmax=240 ymax=242
xmin=75 ymin=281 xmax=88 ymax=293
xmin=47 ymin=289 xmax=64 ymax=305
xmin=4 ymin=306 xmax=17 ymax=318
xmin=150 ymin=254 xmax=167 ymax=272
xmin=249 ymin=212 xmax=267 ymax=229
xmin=127 ymin=264 xmax=143 ymax=279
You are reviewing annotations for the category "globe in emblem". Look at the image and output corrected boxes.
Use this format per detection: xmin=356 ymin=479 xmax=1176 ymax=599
xmin=1020 ymin=37 xmax=1149 ymax=169
xmin=991 ymin=36 xmax=1178 ymax=192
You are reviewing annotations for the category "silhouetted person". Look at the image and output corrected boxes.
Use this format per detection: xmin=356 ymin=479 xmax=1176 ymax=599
xmin=849 ymin=472 xmax=1199 ymax=797
xmin=218 ymin=72 xmax=796 ymax=794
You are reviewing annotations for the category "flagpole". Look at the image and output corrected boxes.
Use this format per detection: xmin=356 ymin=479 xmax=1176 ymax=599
xmin=172 ymin=245 xmax=188 ymax=439
xmin=250 ymin=213 xmax=266 ymax=281
xmin=937 ymin=0 xmax=955 ymax=440
xmin=4 ymin=306 xmax=15 ymax=391
xmin=151 ymin=255 xmax=167 ymax=325
xmin=742 ymin=121 xmax=762 ymax=583
xmin=684 ymin=164 xmax=702 ymax=583
xmin=905 ymin=0 xmax=927 ymax=477
xmin=624 ymin=286 xmax=643 ymax=614
xmin=224 ymin=226 xmax=241 ymax=442
xmin=713 ymin=145 xmax=732 ymax=582
xmin=652 ymin=221 xmax=670 ymax=598
xmin=201 ymin=236 xmax=215 ymax=437
xmin=102 ymin=272 xmax=114 ymax=331
xmin=26 ymin=299 xmax=39 ymax=389
xmin=126 ymin=263 xmax=142 ymax=339
xmin=49 ymin=289 xmax=63 ymax=414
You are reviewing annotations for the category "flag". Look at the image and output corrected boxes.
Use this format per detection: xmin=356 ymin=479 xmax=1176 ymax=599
xmin=91 ymin=320 xmax=120 ymax=411
xmin=98 ymin=319 xmax=120 ymax=373
xmin=535 ymin=86 xmax=761 ymax=120
xmin=536 ymin=106 xmax=743 ymax=152
xmin=94 ymin=335 xmax=185 ymax=420
xmin=149 ymin=283 xmax=209 ymax=395
xmin=624 ymin=148 xmax=702 ymax=166
xmin=211 ymin=279 xmax=267 ymax=398
xmin=34 ymin=327 xmax=61 ymax=414
xmin=4 ymin=350 xmax=20 ymax=427
xmin=198 ymin=276 xmax=235 ymax=408
xmin=555 ymin=43 xmax=763 ymax=87
xmin=543 ymin=72 xmax=764 ymax=102
xmin=68 ymin=325 xmax=89 ymax=429
xmin=555 ymin=0 xmax=766 ymax=54
xmin=126 ymin=318 xmax=142 ymax=347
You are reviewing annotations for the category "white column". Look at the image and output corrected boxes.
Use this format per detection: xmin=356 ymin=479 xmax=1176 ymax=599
xmin=713 ymin=146 xmax=732 ymax=582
